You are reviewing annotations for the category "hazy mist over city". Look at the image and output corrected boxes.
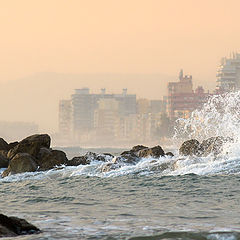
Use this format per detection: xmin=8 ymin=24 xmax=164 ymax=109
xmin=1 ymin=0 xmax=240 ymax=142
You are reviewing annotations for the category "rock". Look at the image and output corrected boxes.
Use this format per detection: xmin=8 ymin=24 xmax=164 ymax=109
xmin=2 ymin=153 xmax=38 ymax=177
xmin=8 ymin=141 xmax=19 ymax=150
xmin=0 ymin=150 xmax=8 ymax=159
xmin=0 ymin=138 xmax=8 ymax=151
xmin=165 ymin=152 xmax=174 ymax=157
xmin=120 ymin=145 xmax=148 ymax=157
xmin=115 ymin=154 xmax=138 ymax=164
xmin=96 ymin=153 xmax=114 ymax=162
xmin=130 ymin=145 xmax=148 ymax=152
xmin=0 ymin=155 xmax=9 ymax=168
xmin=36 ymin=149 xmax=68 ymax=171
xmin=101 ymin=162 xmax=119 ymax=172
xmin=7 ymin=134 xmax=51 ymax=159
xmin=67 ymin=156 xmax=89 ymax=166
xmin=138 ymin=145 xmax=165 ymax=158
xmin=0 ymin=213 xmax=40 ymax=237
xmin=199 ymin=136 xmax=232 ymax=156
xmin=179 ymin=139 xmax=200 ymax=156
xmin=67 ymin=152 xmax=114 ymax=166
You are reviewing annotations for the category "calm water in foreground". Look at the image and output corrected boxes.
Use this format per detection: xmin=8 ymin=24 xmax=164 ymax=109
xmin=0 ymin=147 xmax=240 ymax=240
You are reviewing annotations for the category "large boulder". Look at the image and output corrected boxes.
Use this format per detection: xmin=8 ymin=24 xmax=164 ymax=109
xmin=138 ymin=145 xmax=165 ymax=158
xmin=0 ymin=138 xmax=9 ymax=151
xmin=179 ymin=139 xmax=200 ymax=156
xmin=2 ymin=153 xmax=38 ymax=177
xmin=0 ymin=213 xmax=40 ymax=237
xmin=199 ymin=136 xmax=232 ymax=156
xmin=36 ymin=149 xmax=68 ymax=171
xmin=0 ymin=155 xmax=9 ymax=168
xmin=7 ymin=134 xmax=51 ymax=159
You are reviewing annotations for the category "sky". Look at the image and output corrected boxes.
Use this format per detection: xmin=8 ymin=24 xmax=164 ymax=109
xmin=0 ymin=0 xmax=239 ymax=132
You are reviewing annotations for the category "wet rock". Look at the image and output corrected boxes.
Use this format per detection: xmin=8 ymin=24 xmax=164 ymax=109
xmin=2 ymin=153 xmax=38 ymax=177
xmin=0 ymin=154 xmax=9 ymax=168
xmin=8 ymin=141 xmax=19 ymax=151
xmin=0 ymin=150 xmax=8 ymax=159
xmin=131 ymin=145 xmax=148 ymax=152
xmin=138 ymin=145 xmax=165 ymax=158
xmin=199 ymin=136 xmax=232 ymax=156
xmin=0 ymin=213 xmax=40 ymax=237
xmin=0 ymin=138 xmax=9 ymax=151
xmin=36 ymin=149 xmax=68 ymax=171
xmin=165 ymin=152 xmax=174 ymax=157
xmin=179 ymin=139 xmax=200 ymax=156
xmin=67 ymin=156 xmax=89 ymax=166
xmin=100 ymin=162 xmax=119 ymax=172
xmin=67 ymin=152 xmax=114 ymax=166
xmin=7 ymin=134 xmax=51 ymax=159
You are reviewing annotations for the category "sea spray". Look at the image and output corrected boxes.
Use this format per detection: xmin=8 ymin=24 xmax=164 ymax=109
xmin=173 ymin=91 xmax=240 ymax=144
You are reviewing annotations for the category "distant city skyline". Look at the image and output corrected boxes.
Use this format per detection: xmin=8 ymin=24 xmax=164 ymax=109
xmin=1 ymin=0 xmax=240 ymax=133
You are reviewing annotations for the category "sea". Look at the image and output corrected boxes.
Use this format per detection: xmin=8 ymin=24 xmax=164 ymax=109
xmin=1 ymin=92 xmax=240 ymax=240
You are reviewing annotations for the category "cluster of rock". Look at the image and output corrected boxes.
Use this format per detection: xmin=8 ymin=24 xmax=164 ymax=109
xmin=0 ymin=213 xmax=40 ymax=238
xmin=0 ymin=133 xmax=232 ymax=178
xmin=0 ymin=134 xmax=175 ymax=178
xmin=179 ymin=136 xmax=233 ymax=157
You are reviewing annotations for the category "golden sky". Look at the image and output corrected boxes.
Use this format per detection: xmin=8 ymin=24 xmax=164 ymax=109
xmin=0 ymin=0 xmax=239 ymax=132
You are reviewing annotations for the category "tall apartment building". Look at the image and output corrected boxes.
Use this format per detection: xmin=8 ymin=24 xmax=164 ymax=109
xmin=217 ymin=52 xmax=240 ymax=92
xmin=59 ymin=100 xmax=72 ymax=139
xmin=70 ymin=88 xmax=136 ymax=141
xmin=167 ymin=70 xmax=209 ymax=119
xmin=94 ymin=98 xmax=120 ymax=141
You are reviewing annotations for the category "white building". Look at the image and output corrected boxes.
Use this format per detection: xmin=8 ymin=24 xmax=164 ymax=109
xmin=217 ymin=52 xmax=240 ymax=91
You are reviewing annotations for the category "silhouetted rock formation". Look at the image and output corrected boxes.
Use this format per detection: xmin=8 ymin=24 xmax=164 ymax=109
xmin=0 ymin=213 xmax=40 ymax=238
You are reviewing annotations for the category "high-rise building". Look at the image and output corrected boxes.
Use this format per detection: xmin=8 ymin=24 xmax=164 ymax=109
xmin=59 ymin=100 xmax=72 ymax=139
xmin=167 ymin=70 xmax=209 ymax=119
xmin=217 ymin=52 xmax=240 ymax=92
xmin=70 ymin=88 xmax=136 ymax=141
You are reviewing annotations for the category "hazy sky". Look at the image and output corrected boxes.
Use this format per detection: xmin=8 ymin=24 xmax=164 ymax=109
xmin=0 ymin=0 xmax=239 ymax=132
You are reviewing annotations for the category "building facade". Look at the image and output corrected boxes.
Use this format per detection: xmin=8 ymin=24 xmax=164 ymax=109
xmin=217 ymin=52 xmax=240 ymax=92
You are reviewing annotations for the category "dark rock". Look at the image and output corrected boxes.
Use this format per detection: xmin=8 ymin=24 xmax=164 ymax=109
xmin=115 ymin=154 xmax=138 ymax=164
xmin=120 ymin=145 xmax=148 ymax=157
xmin=8 ymin=141 xmax=19 ymax=150
xmin=67 ymin=156 xmax=89 ymax=166
xmin=0 ymin=150 xmax=8 ymax=159
xmin=67 ymin=152 xmax=114 ymax=166
xmin=96 ymin=153 xmax=114 ymax=162
xmin=7 ymin=134 xmax=51 ymax=159
xmin=199 ymin=136 xmax=232 ymax=156
xmin=130 ymin=145 xmax=148 ymax=152
xmin=179 ymin=139 xmax=200 ymax=156
xmin=36 ymin=149 xmax=68 ymax=171
xmin=0 ymin=154 xmax=9 ymax=168
xmin=165 ymin=152 xmax=174 ymax=157
xmin=0 ymin=213 xmax=40 ymax=237
xmin=138 ymin=145 xmax=165 ymax=158
xmin=0 ymin=138 xmax=8 ymax=151
xmin=2 ymin=153 xmax=38 ymax=177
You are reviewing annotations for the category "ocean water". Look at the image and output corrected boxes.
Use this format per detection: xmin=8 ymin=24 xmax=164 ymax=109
xmin=1 ymin=92 xmax=240 ymax=240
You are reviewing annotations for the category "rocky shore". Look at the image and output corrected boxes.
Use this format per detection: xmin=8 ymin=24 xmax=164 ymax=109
xmin=0 ymin=134 xmax=232 ymax=178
